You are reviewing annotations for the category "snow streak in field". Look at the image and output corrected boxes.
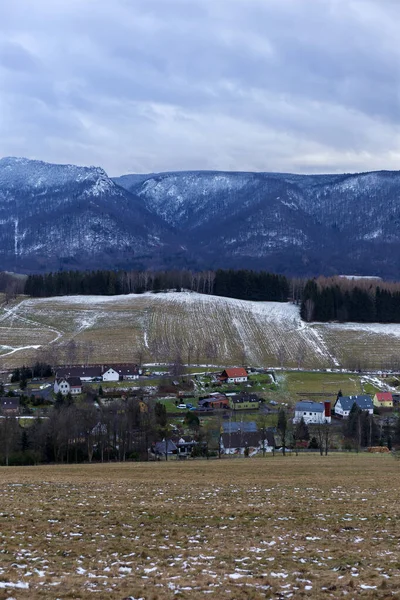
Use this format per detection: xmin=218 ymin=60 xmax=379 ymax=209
xmin=4 ymin=292 xmax=400 ymax=368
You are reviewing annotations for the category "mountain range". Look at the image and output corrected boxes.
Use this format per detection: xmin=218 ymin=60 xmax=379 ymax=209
xmin=1 ymin=156 xmax=400 ymax=277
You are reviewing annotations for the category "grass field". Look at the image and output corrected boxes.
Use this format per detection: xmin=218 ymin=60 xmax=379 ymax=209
xmin=2 ymin=291 xmax=400 ymax=371
xmin=0 ymin=455 xmax=399 ymax=599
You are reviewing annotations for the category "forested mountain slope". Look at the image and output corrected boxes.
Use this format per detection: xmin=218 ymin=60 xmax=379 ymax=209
xmin=1 ymin=157 xmax=400 ymax=275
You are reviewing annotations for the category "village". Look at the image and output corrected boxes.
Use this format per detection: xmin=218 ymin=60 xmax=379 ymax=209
xmin=1 ymin=359 xmax=399 ymax=464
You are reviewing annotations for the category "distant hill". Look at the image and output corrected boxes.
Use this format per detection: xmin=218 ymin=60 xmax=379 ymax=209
xmin=2 ymin=156 xmax=400 ymax=276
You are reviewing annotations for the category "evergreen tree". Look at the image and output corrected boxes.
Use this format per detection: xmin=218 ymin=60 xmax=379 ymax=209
xmin=295 ymin=416 xmax=310 ymax=441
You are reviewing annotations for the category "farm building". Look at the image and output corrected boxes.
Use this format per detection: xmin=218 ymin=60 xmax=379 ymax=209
xmin=56 ymin=364 xmax=139 ymax=383
xmin=293 ymin=401 xmax=331 ymax=424
xmin=54 ymin=377 xmax=82 ymax=396
xmin=334 ymin=395 xmax=373 ymax=418
xmin=219 ymin=368 xmax=248 ymax=384
xmin=110 ymin=364 xmax=140 ymax=380
xmin=220 ymin=431 xmax=275 ymax=455
xmin=56 ymin=366 xmax=102 ymax=382
xmin=198 ymin=395 xmax=229 ymax=409
xmin=373 ymin=392 xmax=393 ymax=408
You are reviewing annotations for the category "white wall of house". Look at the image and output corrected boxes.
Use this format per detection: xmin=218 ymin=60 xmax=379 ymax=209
xmin=227 ymin=376 xmax=248 ymax=383
xmin=124 ymin=374 xmax=139 ymax=380
xmin=334 ymin=401 xmax=348 ymax=417
xmin=102 ymin=368 xmax=120 ymax=382
xmin=335 ymin=399 xmax=373 ymax=417
xmin=221 ymin=442 xmax=273 ymax=455
xmin=54 ymin=379 xmax=70 ymax=396
xmin=70 ymin=386 xmax=82 ymax=395
xmin=293 ymin=410 xmax=331 ymax=424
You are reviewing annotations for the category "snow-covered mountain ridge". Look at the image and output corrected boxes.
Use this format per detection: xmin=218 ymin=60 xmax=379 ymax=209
xmin=1 ymin=157 xmax=400 ymax=275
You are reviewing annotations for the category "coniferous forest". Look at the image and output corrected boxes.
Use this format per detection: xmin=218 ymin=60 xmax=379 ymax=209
xmin=24 ymin=269 xmax=290 ymax=302
xmin=300 ymin=278 xmax=400 ymax=323
xmin=17 ymin=269 xmax=400 ymax=324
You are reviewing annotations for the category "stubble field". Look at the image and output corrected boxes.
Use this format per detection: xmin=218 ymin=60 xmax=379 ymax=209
xmin=2 ymin=292 xmax=400 ymax=370
xmin=0 ymin=455 xmax=399 ymax=599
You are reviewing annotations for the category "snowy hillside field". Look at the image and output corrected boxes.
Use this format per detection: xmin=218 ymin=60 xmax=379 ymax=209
xmin=1 ymin=291 xmax=400 ymax=368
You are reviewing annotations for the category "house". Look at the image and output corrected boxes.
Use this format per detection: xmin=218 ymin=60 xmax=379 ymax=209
xmin=219 ymin=368 xmax=248 ymax=384
xmin=220 ymin=431 xmax=275 ymax=455
xmin=150 ymin=439 xmax=177 ymax=459
xmin=54 ymin=377 xmax=82 ymax=396
xmin=101 ymin=367 xmax=120 ymax=382
xmin=373 ymin=392 xmax=393 ymax=408
xmin=293 ymin=401 xmax=331 ymax=424
xmin=229 ymin=394 xmax=260 ymax=411
xmin=334 ymin=395 xmax=373 ymax=418
xmin=1 ymin=397 xmax=20 ymax=415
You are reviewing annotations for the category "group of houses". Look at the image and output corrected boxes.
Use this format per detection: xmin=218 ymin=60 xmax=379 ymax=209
xmin=54 ymin=364 xmax=140 ymax=396
xmin=293 ymin=392 xmax=397 ymax=424
xmin=150 ymin=420 xmax=276 ymax=459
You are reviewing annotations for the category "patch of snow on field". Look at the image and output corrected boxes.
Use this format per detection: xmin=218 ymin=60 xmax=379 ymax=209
xmin=319 ymin=321 xmax=400 ymax=337
xmin=0 ymin=344 xmax=41 ymax=356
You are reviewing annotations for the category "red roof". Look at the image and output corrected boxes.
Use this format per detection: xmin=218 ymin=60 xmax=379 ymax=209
xmin=375 ymin=392 xmax=393 ymax=402
xmin=223 ymin=368 xmax=248 ymax=378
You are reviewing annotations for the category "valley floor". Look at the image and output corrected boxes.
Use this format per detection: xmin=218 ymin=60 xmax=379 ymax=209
xmin=0 ymin=455 xmax=398 ymax=599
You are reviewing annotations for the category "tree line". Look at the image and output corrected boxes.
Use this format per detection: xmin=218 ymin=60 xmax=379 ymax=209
xmin=24 ymin=268 xmax=290 ymax=302
xmin=300 ymin=277 xmax=400 ymax=323
xmin=0 ymin=395 xmax=211 ymax=467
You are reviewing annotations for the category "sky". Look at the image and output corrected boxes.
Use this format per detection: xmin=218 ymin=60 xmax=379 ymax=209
xmin=1 ymin=0 xmax=400 ymax=176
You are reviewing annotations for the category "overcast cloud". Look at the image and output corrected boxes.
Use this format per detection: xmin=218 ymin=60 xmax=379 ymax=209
xmin=1 ymin=0 xmax=399 ymax=175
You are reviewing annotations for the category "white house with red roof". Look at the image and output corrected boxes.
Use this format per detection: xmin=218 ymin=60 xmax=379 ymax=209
xmin=373 ymin=392 xmax=393 ymax=408
xmin=219 ymin=368 xmax=248 ymax=384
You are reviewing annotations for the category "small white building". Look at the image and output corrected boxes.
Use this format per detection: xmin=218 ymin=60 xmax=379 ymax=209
xmin=293 ymin=401 xmax=331 ymax=424
xmin=220 ymin=368 xmax=248 ymax=384
xmin=102 ymin=367 xmax=120 ymax=382
xmin=54 ymin=377 xmax=82 ymax=396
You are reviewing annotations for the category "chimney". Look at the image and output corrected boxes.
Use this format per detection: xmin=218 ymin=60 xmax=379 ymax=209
xmin=324 ymin=401 xmax=331 ymax=418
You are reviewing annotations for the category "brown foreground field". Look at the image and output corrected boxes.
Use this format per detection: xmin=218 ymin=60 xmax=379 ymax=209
xmin=0 ymin=455 xmax=399 ymax=599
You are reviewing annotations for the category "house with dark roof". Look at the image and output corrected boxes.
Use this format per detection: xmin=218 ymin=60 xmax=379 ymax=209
xmin=373 ymin=392 xmax=393 ymax=408
xmin=229 ymin=394 xmax=260 ymax=411
xmin=220 ymin=431 xmax=275 ymax=455
xmin=1 ymin=397 xmax=20 ymax=415
xmin=219 ymin=368 xmax=248 ymax=384
xmin=293 ymin=401 xmax=331 ymax=424
xmin=334 ymin=395 xmax=373 ymax=418
xmin=150 ymin=439 xmax=177 ymax=459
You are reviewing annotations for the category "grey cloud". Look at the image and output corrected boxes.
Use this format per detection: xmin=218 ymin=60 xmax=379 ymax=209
xmin=0 ymin=0 xmax=399 ymax=175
